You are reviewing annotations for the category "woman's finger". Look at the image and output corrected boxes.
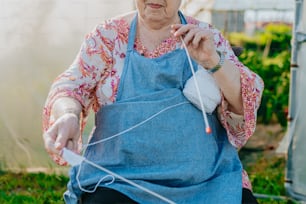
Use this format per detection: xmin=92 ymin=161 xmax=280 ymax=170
xmin=67 ymin=135 xmax=79 ymax=153
xmin=192 ymin=29 xmax=214 ymax=48
xmin=72 ymin=134 xmax=80 ymax=152
xmin=43 ymin=122 xmax=59 ymax=154
xmin=66 ymin=139 xmax=74 ymax=151
xmin=53 ymin=113 xmax=79 ymax=150
xmin=43 ymin=132 xmax=58 ymax=155
xmin=54 ymin=131 xmax=68 ymax=151
xmin=44 ymin=121 xmax=58 ymax=141
xmin=182 ymin=27 xmax=201 ymax=47
xmin=170 ymin=24 xmax=183 ymax=32
xmin=172 ymin=24 xmax=197 ymax=38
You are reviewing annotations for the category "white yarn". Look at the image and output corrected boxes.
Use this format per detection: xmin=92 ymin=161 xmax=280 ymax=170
xmin=62 ymin=148 xmax=176 ymax=204
xmin=183 ymin=66 xmax=221 ymax=113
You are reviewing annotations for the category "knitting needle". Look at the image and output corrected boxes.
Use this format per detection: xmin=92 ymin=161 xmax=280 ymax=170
xmin=180 ymin=37 xmax=212 ymax=134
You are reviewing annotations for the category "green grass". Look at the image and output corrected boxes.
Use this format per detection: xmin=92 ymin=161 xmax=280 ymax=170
xmin=240 ymin=151 xmax=298 ymax=204
xmin=0 ymin=154 xmax=299 ymax=204
xmin=0 ymin=170 xmax=68 ymax=204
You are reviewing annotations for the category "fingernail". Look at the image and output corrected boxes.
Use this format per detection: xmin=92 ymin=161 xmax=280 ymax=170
xmin=55 ymin=142 xmax=61 ymax=149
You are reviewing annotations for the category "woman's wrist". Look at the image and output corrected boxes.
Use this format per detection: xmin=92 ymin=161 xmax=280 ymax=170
xmin=199 ymin=51 xmax=221 ymax=71
xmin=207 ymin=51 xmax=225 ymax=74
xmin=51 ymin=97 xmax=82 ymax=121
xmin=59 ymin=110 xmax=80 ymax=120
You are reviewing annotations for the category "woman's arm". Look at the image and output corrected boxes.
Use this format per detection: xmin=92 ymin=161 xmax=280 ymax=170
xmin=210 ymin=57 xmax=243 ymax=115
xmin=51 ymin=97 xmax=82 ymax=121
xmin=214 ymin=28 xmax=264 ymax=148
xmin=42 ymin=23 xmax=114 ymax=164
xmin=171 ymin=23 xmax=243 ymax=115
xmin=171 ymin=22 xmax=264 ymax=148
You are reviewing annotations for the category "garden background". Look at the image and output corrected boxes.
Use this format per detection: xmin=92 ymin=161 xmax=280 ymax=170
xmin=0 ymin=0 xmax=300 ymax=203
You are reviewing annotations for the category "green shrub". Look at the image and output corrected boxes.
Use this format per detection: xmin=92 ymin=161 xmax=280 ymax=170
xmin=229 ymin=24 xmax=292 ymax=126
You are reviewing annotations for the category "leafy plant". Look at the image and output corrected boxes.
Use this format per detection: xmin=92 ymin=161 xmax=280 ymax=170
xmin=229 ymin=24 xmax=292 ymax=126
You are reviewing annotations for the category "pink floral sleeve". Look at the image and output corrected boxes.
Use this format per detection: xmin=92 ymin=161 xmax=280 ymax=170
xmin=219 ymin=42 xmax=264 ymax=189
xmin=214 ymin=30 xmax=264 ymax=149
xmin=42 ymin=22 xmax=118 ymax=164
xmin=198 ymin=21 xmax=264 ymax=150
xmin=199 ymin=22 xmax=264 ymax=190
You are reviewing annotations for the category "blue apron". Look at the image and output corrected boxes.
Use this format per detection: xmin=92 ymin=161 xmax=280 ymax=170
xmin=64 ymin=12 xmax=242 ymax=204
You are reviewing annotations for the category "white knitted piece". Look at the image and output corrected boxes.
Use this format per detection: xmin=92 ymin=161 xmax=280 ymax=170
xmin=183 ymin=66 xmax=221 ymax=113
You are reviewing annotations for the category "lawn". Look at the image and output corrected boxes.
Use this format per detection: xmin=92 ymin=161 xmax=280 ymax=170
xmin=0 ymin=156 xmax=296 ymax=204
xmin=0 ymin=171 xmax=68 ymax=204
xmin=0 ymin=125 xmax=300 ymax=204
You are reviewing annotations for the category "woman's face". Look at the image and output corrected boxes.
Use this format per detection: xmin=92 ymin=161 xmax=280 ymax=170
xmin=135 ymin=0 xmax=182 ymax=23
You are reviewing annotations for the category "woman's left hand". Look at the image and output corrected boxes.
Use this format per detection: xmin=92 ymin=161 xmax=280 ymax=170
xmin=171 ymin=24 xmax=219 ymax=69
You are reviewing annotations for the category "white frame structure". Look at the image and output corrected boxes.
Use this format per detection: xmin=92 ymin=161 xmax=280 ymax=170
xmin=286 ymin=0 xmax=306 ymax=201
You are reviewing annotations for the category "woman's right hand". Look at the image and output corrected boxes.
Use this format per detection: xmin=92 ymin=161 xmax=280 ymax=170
xmin=43 ymin=113 xmax=80 ymax=157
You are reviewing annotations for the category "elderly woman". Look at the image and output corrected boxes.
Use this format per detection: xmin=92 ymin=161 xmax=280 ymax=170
xmin=43 ymin=1 xmax=263 ymax=203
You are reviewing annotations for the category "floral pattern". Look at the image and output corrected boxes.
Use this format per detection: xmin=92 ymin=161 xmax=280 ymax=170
xmin=42 ymin=15 xmax=264 ymax=190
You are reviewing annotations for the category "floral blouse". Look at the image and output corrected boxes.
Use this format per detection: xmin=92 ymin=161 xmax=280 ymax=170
xmin=42 ymin=14 xmax=264 ymax=190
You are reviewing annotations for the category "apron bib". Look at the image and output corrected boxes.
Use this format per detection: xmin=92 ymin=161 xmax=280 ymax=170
xmin=65 ymin=12 xmax=242 ymax=204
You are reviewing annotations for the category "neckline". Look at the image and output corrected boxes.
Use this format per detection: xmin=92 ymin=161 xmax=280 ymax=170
xmin=134 ymin=36 xmax=181 ymax=58
xmin=127 ymin=11 xmax=187 ymax=56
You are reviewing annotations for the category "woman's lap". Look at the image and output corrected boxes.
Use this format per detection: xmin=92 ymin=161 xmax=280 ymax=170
xmin=80 ymin=187 xmax=258 ymax=204
xmin=80 ymin=187 xmax=138 ymax=204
